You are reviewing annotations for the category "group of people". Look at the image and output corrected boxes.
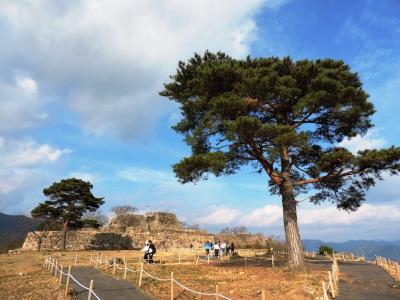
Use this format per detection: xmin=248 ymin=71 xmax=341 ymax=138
xmin=204 ymin=241 xmax=234 ymax=258
xmin=141 ymin=240 xmax=235 ymax=262
xmin=142 ymin=240 xmax=157 ymax=263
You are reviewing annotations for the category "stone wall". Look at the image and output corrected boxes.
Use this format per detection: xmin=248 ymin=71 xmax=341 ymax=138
xmin=214 ymin=233 xmax=272 ymax=249
xmin=22 ymin=230 xmax=133 ymax=251
xmin=22 ymin=228 xmax=214 ymax=251
xmin=21 ymin=212 xmax=272 ymax=251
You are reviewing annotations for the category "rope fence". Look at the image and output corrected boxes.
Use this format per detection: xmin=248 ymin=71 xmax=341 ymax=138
xmin=44 ymin=249 xmax=356 ymax=300
xmin=316 ymin=255 xmax=340 ymax=300
xmin=376 ymin=256 xmax=400 ymax=282
xmin=43 ymin=255 xmax=100 ymax=300
xmin=88 ymin=254 xmax=234 ymax=299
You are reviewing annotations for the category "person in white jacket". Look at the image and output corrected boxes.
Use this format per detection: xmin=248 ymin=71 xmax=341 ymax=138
xmin=214 ymin=242 xmax=220 ymax=258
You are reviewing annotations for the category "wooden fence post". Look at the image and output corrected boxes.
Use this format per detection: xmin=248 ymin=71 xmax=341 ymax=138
xmin=272 ymin=254 xmax=275 ymax=268
xmin=51 ymin=257 xmax=54 ymax=271
xmin=322 ymin=281 xmax=328 ymax=300
xmin=59 ymin=264 xmax=63 ymax=284
xmin=138 ymin=263 xmax=144 ymax=287
xmin=55 ymin=260 xmax=58 ymax=276
xmin=170 ymin=272 xmax=174 ymax=300
xmin=328 ymin=271 xmax=335 ymax=298
xmin=87 ymin=279 xmax=94 ymax=300
xmin=74 ymin=254 xmax=78 ymax=266
xmin=215 ymin=284 xmax=219 ymax=300
xmin=124 ymin=261 xmax=127 ymax=279
xmin=64 ymin=266 xmax=71 ymax=296
xmin=261 ymin=289 xmax=266 ymax=300
xmin=112 ymin=258 xmax=116 ymax=275
xmin=208 ymin=254 xmax=210 ymax=265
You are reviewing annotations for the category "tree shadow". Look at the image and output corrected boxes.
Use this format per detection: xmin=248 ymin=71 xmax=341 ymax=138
xmin=89 ymin=232 xmax=133 ymax=250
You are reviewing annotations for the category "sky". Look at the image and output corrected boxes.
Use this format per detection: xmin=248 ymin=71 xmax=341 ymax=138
xmin=1 ymin=0 xmax=400 ymax=242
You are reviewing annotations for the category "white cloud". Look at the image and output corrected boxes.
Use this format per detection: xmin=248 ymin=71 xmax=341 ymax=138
xmin=0 ymin=74 xmax=46 ymax=133
xmin=194 ymin=206 xmax=240 ymax=225
xmin=338 ymin=129 xmax=385 ymax=153
xmin=206 ymin=202 xmax=400 ymax=228
xmin=69 ymin=172 xmax=98 ymax=183
xmin=16 ymin=74 xmax=38 ymax=95
xmin=0 ymin=137 xmax=69 ymax=194
xmin=118 ymin=168 xmax=170 ymax=183
xmin=0 ymin=138 xmax=70 ymax=168
xmin=0 ymin=0 xmax=272 ymax=138
xmin=299 ymin=203 xmax=400 ymax=225
xmin=240 ymin=204 xmax=282 ymax=226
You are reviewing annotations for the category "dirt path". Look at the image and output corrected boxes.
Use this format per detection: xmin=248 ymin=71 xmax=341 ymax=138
xmin=336 ymin=261 xmax=400 ymax=300
xmin=61 ymin=266 xmax=153 ymax=300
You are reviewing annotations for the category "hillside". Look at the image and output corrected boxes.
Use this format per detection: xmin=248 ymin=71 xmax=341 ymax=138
xmin=0 ymin=212 xmax=40 ymax=252
xmin=303 ymin=239 xmax=400 ymax=260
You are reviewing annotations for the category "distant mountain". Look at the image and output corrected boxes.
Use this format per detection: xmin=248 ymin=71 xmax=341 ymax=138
xmin=0 ymin=212 xmax=40 ymax=252
xmin=303 ymin=239 xmax=400 ymax=260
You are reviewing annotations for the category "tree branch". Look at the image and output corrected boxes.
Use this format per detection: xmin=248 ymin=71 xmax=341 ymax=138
xmin=293 ymin=169 xmax=363 ymax=186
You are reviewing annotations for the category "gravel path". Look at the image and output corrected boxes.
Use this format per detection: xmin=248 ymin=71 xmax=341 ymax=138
xmin=61 ymin=266 xmax=153 ymax=300
xmin=336 ymin=261 xmax=400 ymax=300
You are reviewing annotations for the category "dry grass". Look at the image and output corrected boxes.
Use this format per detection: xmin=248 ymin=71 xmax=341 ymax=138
xmin=0 ymin=250 xmax=326 ymax=300
xmin=0 ymin=252 xmax=72 ymax=300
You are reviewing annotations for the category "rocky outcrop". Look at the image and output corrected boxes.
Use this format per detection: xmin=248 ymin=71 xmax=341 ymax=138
xmin=107 ymin=212 xmax=183 ymax=232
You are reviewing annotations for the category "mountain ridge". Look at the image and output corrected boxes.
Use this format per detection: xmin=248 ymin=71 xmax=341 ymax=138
xmin=303 ymin=239 xmax=400 ymax=260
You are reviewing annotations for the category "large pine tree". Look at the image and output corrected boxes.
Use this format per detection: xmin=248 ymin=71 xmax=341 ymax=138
xmin=161 ymin=52 xmax=400 ymax=269
xmin=31 ymin=178 xmax=104 ymax=250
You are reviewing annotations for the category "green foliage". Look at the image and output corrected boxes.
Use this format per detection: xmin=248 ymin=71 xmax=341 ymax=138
xmin=31 ymin=178 xmax=104 ymax=229
xmin=161 ymin=51 xmax=400 ymax=211
xmin=82 ymin=219 xmax=101 ymax=228
xmin=318 ymin=244 xmax=335 ymax=255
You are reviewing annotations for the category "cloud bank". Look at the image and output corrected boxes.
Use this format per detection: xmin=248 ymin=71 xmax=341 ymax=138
xmin=0 ymin=0 xmax=268 ymax=138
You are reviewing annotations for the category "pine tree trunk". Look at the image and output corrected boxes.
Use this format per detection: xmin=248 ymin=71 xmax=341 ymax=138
xmin=62 ymin=221 xmax=68 ymax=250
xmin=281 ymin=181 xmax=305 ymax=269
xmin=279 ymin=145 xmax=305 ymax=270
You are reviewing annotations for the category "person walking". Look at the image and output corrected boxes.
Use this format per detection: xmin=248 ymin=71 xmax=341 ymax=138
xmin=214 ymin=241 xmax=220 ymax=258
xmin=221 ymin=241 xmax=227 ymax=256
xmin=148 ymin=240 xmax=157 ymax=263
xmin=204 ymin=241 xmax=211 ymax=256
xmin=142 ymin=240 xmax=150 ymax=262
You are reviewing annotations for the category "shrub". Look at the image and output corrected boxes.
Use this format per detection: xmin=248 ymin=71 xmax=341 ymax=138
xmin=318 ymin=244 xmax=334 ymax=255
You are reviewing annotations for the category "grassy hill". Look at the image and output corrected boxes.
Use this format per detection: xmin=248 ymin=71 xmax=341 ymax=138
xmin=0 ymin=212 xmax=40 ymax=252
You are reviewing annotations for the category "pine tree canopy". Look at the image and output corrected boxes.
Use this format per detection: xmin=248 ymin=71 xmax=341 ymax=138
xmin=161 ymin=51 xmax=400 ymax=211
xmin=31 ymin=178 xmax=104 ymax=228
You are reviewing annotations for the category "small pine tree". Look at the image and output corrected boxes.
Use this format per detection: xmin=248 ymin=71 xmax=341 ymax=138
xmin=31 ymin=178 xmax=104 ymax=249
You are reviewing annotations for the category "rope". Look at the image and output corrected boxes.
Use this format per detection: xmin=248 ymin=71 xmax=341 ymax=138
xmin=45 ymin=256 xmax=101 ymax=300
xmin=141 ymin=269 xmax=170 ymax=281
xmin=173 ymin=279 xmax=231 ymax=300
xmin=69 ymin=274 xmax=101 ymax=300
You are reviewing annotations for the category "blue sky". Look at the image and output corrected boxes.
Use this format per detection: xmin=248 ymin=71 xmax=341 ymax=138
xmin=1 ymin=0 xmax=400 ymax=241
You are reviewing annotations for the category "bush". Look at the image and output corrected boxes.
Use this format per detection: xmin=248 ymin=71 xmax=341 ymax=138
xmin=318 ymin=244 xmax=334 ymax=255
